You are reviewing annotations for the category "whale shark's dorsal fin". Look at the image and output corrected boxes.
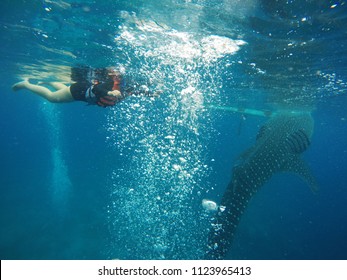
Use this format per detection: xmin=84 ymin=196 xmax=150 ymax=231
xmin=282 ymin=155 xmax=319 ymax=193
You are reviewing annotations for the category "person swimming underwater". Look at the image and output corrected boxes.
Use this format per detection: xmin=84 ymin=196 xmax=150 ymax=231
xmin=12 ymin=66 xmax=158 ymax=107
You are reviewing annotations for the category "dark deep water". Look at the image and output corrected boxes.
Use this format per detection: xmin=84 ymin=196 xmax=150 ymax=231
xmin=0 ymin=0 xmax=346 ymax=260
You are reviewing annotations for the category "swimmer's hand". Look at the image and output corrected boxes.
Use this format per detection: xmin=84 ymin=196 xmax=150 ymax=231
xmin=107 ymin=90 xmax=122 ymax=98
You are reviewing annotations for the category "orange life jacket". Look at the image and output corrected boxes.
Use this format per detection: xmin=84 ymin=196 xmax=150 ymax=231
xmin=96 ymin=78 xmax=122 ymax=108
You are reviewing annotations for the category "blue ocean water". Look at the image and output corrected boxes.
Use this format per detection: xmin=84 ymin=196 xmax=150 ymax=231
xmin=0 ymin=0 xmax=346 ymax=260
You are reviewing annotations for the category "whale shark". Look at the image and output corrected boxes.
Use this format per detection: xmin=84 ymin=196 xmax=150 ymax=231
xmin=205 ymin=112 xmax=318 ymax=259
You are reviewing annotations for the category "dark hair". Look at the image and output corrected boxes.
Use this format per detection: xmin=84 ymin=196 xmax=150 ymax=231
xmin=71 ymin=66 xmax=110 ymax=83
xmin=92 ymin=79 xmax=114 ymax=97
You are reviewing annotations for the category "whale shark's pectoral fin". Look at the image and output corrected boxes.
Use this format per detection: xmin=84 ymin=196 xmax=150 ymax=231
xmin=283 ymin=155 xmax=319 ymax=194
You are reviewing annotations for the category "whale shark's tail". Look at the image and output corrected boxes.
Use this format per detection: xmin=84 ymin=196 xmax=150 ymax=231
xmin=205 ymin=112 xmax=318 ymax=259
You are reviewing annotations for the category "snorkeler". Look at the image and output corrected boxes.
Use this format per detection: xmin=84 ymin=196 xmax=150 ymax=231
xmin=12 ymin=66 xmax=158 ymax=107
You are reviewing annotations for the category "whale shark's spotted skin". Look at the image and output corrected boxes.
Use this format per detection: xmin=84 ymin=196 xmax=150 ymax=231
xmin=205 ymin=113 xmax=318 ymax=259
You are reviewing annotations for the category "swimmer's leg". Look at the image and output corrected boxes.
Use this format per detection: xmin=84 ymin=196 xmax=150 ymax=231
xmin=12 ymin=80 xmax=74 ymax=103
xmin=38 ymin=82 xmax=68 ymax=90
xmin=12 ymin=79 xmax=29 ymax=91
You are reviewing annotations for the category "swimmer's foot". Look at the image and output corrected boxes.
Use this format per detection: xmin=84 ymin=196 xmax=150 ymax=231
xmin=12 ymin=79 xmax=29 ymax=91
